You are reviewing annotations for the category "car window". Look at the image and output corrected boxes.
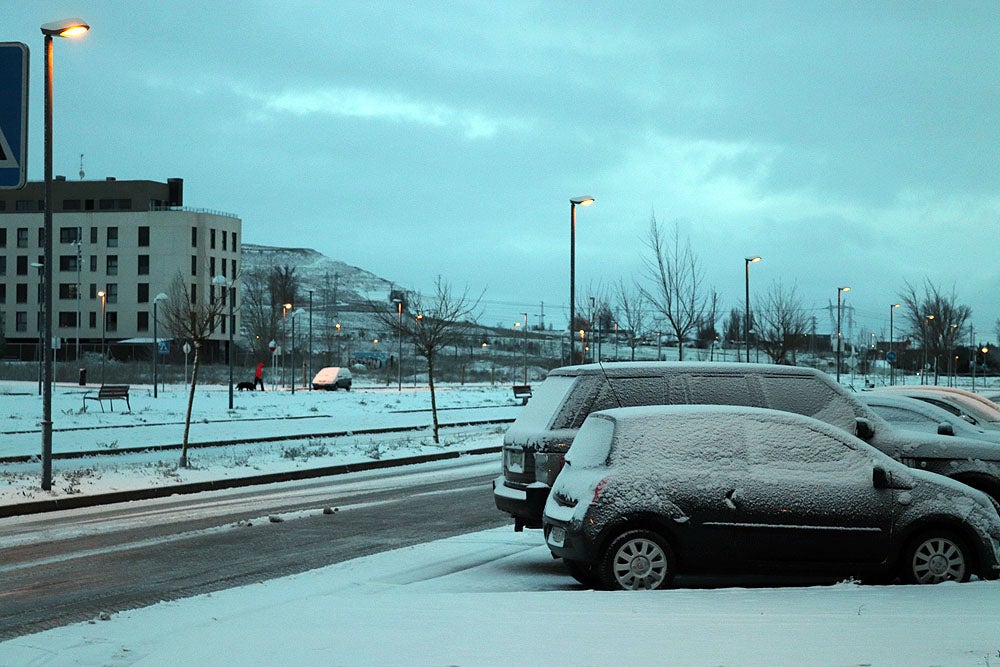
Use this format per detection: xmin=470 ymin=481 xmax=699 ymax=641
xmin=611 ymin=413 xmax=748 ymax=470
xmin=758 ymin=375 xmax=858 ymax=432
xmin=520 ymin=375 xmax=581 ymax=431
xmin=565 ymin=415 xmax=615 ymax=468
xmin=744 ymin=417 xmax=867 ymax=475
xmin=868 ymin=404 xmax=939 ymax=432
xmin=685 ymin=374 xmax=757 ymax=407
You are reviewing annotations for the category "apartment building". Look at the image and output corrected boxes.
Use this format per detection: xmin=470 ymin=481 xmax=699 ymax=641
xmin=0 ymin=177 xmax=241 ymax=361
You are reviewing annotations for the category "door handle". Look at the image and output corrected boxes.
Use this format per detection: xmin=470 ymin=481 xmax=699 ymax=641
xmin=725 ymin=489 xmax=739 ymax=510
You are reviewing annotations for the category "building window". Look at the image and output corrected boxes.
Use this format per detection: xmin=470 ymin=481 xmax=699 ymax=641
xmin=0 ymin=228 xmax=5 ymax=247
xmin=16 ymin=284 xmax=28 ymax=303
xmin=191 ymin=255 xmax=198 ymax=276
xmin=138 ymin=226 xmax=150 ymax=246
xmin=59 ymin=312 xmax=77 ymax=327
xmin=106 ymin=255 xmax=118 ymax=276
xmin=106 ymin=227 xmax=118 ymax=247
xmin=85 ymin=199 xmax=95 ymax=211
xmin=137 ymin=283 xmax=149 ymax=303
xmin=137 ymin=311 xmax=149 ymax=332
xmin=16 ymin=312 xmax=27 ymax=332
xmin=63 ymin=199 xmax=81 ymax=210
xmin=191 ymin=227 xmax=197 ymax=247
xmin=90 ymin=255 xmax=97 ymax=272
xmin=222 ymin=231 xmax=227 ymax=251
xmin=210 ymin=229 xmax=216 ymax=249
xmin=190 ymin=284 xmax=197 ymax=304
xmin=16 ymin=200 xmax=33 ymax=212
xmin=106 ymin=311 xmax=118 ymax=332
xmin=0 ymin=284 xmax=4 ymax=302
xmin=99 ymin=199 xmax=115 ymax=210
xmin=59 ymin=227 xmax=81 ymax=243
xmin=59 ymin=255 xmax=80 ymax=272
xmin=89 ymin=312 xmax=97 ymax=328
xmin=231 ymin=232 xmax=237 ymax=251
xmin=106 ymin=283 xmax=118 ymax=304
xmin=89 ymin=283 xmax=97 ymax=299
xmin=221 ymin=259 xmax=227 ymax=277
xmin=17 ymin=228 xmax=28 ymax=247
xmin=58 ymin=283 xmax=79 ymax=299
xmin=138 ymin=255 xmax=149 ymax=275
xmin=16 ymin=256 xmax=27 ymax=275
xmin=209 ymin=257 xmax=216 ymax=276
xmin=0 ymin=256 xmax=5 ymax=275
xmin=90 ymin=227 xmax=98 ymax=243
xmin=231 ymin=259 xmax=236 ymax=277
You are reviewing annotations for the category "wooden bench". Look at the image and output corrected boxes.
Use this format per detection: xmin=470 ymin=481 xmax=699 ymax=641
xmin=512 ymin=384 xmax=532 ymax=405
xmin=83 ymin=385 xmax=131 ymax=412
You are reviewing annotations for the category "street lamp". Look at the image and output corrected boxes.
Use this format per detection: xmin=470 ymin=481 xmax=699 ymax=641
xmin=289 ymin=308 xmax=303 ymax=394
xmin=39 ymin=17 xmax=89 ymax=490
xmin=213 ymin=276 xmax=235 ymax=409
xmin=922 ymin=314 xmax=935 ymax=385
xmin=569 ymin=196 xmax=595 ymax=363
xmin=889 ymin=303 xmax=900 ymax=385
xmin=97 ymin=290 xmax=106 ymax=384
xmin=522 ymin=312 xmax=529 ymax=385
xmin=744 ymin=256 xmax=761 ymax=363
xmin=307 ymin=289 xmax=314 ymax=388
xmin=31 ymin=262 xmax=44 ymax=395
xmin=152 ymin=292 xmax=168 ymax=398
xmin=392 ymin=297 xmax=403 ymax=391
xmin=282 ymin=303 xmax=292 ymax=388
xmin=836 ymin=286 xmax=850 ymax=383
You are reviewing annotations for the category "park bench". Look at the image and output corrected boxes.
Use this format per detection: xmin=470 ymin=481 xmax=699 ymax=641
xmin=512 ymin=384 xmax=532 ymax=405
xmin=83 ymin=384 xmax=131 ymax=412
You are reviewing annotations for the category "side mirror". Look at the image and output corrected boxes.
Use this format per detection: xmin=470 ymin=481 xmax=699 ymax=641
xmin=873 ymin=466 xmax=891 ymax=489
xmin=855 ymin=418 xmax=875 ymax=440
xmin=937 ymin=422 xmax=955 ymax=436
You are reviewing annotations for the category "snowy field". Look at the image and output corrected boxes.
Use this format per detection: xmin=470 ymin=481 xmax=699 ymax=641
xmin=3 ymin=377 xmax=1000 ymax=665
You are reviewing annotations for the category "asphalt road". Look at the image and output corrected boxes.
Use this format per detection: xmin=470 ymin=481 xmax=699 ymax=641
xmin=0 ymin=455 xmax=511 ymax=640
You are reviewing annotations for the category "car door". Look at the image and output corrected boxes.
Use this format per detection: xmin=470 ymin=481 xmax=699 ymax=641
xmin=730 ymin=416 xmax=895 ymax=567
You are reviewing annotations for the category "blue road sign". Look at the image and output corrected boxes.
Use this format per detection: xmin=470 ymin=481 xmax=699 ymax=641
xmin=886 ymin=350 xmax=897 ymax=363
xmin=0 ymin=42 xmax=29 ymax=189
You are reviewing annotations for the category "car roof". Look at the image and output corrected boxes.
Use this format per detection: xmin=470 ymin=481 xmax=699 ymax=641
xmin=549 ymin=361 xmax=823 ymax=379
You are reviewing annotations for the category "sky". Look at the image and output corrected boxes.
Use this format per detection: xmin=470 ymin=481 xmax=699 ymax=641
xmin=4 ymin=1 xmax=999 ymax=342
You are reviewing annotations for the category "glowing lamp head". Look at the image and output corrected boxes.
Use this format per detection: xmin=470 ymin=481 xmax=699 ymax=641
xmin=41 ymin=18 xmax=90 ymax=38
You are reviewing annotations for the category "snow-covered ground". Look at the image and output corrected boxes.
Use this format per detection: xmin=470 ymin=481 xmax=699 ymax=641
xmin=2 ymin=378 xmax=1000 ymax=665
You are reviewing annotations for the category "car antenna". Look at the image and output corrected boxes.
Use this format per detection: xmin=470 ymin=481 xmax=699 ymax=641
xmin=597 ymin=358 xmax=624 ymax=408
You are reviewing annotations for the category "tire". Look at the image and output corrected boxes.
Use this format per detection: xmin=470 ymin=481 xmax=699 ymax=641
xmin=901 ymin=530 xmax=972 ymax=584
xmin=564 ymin=559 xmax=599 ymax=588
xmin=599 ymin=529 xmax=675 ymax=590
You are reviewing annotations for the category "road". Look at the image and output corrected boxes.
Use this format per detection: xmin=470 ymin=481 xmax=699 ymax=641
xmin=0 ymin=455 xmax=510 ymax=640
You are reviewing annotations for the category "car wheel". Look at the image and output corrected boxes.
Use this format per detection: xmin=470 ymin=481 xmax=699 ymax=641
xmin=902 ymin=530 xmax=971 ymax=584
xmin=564 ymin=559 xmax=598 ymax=588
xmin=600 ymin=529 xmax=675 ymax=590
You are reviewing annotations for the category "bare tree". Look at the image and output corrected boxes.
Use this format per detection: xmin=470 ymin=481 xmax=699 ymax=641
xmin=899 ymin=280 xmax=971 ymax=383
xmin=240 ymin=264 xmax=276 ymax=359
xmin=615 ymin=280 xmax=647 ymax=361
xmin=695 ymin=291 xmax=720 ymax=349
xmin=370 ymin=277 xmax=481 ymax=443
xmin=755 ymin=281 xmax=810 ymax=365
xmin=159 ymin=272 xmax=227 ymax=467
xmin=639 ymin=216 xmax=709 ymax=361
xmin=723 ymin=308 xmax=745 ymax=360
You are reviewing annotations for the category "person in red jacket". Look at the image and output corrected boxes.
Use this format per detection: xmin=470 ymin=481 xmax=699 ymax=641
xmin=254 ymin=361 xmax=265 ymax=390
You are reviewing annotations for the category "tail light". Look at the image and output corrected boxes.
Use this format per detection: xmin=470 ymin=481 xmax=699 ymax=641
xmin=592 ymin=478 xmax=608 ymax=503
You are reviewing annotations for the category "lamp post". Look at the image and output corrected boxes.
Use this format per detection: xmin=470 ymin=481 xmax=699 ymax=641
xmin=522 ymin=312 xmax=529 ymax=385
xmin=744 ymin=256 xmax=761 ymax=363
xmin=213 ymin=276 xmax=235 ymax=408
xmin=97 ymin=290 xmax=106 ymax=384
xmin=971 ymin=325 xmax=977 ymax=392
xmin=889 ymin=303 xmax=900 ymax=385
xmin=39 ymin=17 xmax=89 ymax=491
xmin=75 ymin=236 xmax=81 ymax=361
xmin=922 ymin=315 xmax=935 ymax=385
xmin=152 ymin=293 xmax=168 ymax=398
xmin=281 ymin=303 xmax=292 ymax=388
xmin=393 ymin=297 xmax=403 ymax=391
xmin=307 ymin=289 xmax=314 ymax=388
xmin=836 ymin=286 xmax=850 ymax=383
xmin=31 ymin=262 xmax=43 ymax=395
xmin=569 ymin=196 xmax=595 ymax=363
xmin=290 ymin=309 xmax=300 ymax=395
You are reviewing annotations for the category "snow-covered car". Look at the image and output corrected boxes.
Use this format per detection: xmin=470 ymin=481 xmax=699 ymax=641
xmin=311 ymin=366 xmax=352 ymax=391
xmin=542 ymin=405 xmax=1000 ymax=590
xmin=861 ymin=393 xmax=1000 ymax=445
xmin=876 ymin=386 xmax=1000 ymax=431
xmin=494 ymin=362 xmax=1000 ymax=531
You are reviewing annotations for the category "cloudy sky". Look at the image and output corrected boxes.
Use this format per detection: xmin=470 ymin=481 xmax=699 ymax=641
xmin=6 ymin=1 xmax=999 ymax=343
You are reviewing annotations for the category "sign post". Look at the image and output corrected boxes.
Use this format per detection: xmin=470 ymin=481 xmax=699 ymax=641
xmin=0 ymin=42 xmax=29 ymax=189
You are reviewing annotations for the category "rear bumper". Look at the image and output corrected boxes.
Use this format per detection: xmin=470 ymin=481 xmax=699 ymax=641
xmin=492 ymin=475 xmax=548 ymax=530
xmin=543 ymin=517 xmax=595 ymax=562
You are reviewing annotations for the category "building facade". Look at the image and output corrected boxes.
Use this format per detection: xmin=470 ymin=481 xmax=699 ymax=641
xmin=0 ymin=177 xmax=241 ymax=361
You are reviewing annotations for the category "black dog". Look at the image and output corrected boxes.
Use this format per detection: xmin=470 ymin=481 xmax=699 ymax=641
xmin=236 ymin=381 xmax=255 ymax=391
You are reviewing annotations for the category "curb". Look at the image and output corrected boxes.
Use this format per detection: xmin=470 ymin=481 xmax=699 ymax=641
xmin=0 ymin=445 xmax=502 ymax=518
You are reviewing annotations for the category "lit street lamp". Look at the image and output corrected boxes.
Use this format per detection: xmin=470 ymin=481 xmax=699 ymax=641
xmin=922 ymin=314 xmax=935 ymax=385
xmin=290 ymin=308 xmax=303 ymax=394
xmin=392 ymin=296 xmax=403 ymax=391
xmin=836 ymin=286 xmax=850 ymax=383
xmin=889 ymin=303 xmax=900 ymax=385
xmin=97 ymin=290 xmax=107 ymax=384
xmin=152 ymin=292 xmax=168 ymax=398
xmin=213 ymin=276 xmax=235 ymax=408
xmin=281 ymin=303 xmax=292 ymax=388
xmin=521 ymin=313 xmax=528 ymax=385
xmin=39 ymin=17 xmax=89 ymax=490
xmin=569 ymin=196 xmax=595 ymax=363
xmin=744 ymin=256 xmax=761 ymax=363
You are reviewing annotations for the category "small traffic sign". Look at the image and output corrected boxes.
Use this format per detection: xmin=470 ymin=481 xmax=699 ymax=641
xmin=886 ymin=350 xmax=897 ymax=363
xmin=0 ymin=42 xmax=29 ymax=189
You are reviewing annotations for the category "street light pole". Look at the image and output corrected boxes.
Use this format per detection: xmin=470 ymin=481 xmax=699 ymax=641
xmin=39 ymin=17 xmax=89 ymax=491
xmin=307 ymin=289 xmax=314 ymax=388
xmin=836 ymin=286 xmax=850 ymax=383
xmin=393 ymin=298 xmax=403 ymax=391
xmin=98 ymin=290 xmax=106 ymax=384
xmin=744 ymin=256 xmax=761 ymax=363
xmin=282 ymin=303 xmax=292 ymax=388
xmin=569 ymin=196 xmax=594 ymax=364
xmin=889 ymin=303 xmax=900 ymax=386
xmin=522 ymin=312 xmax=528 ymax=385
xmin=153 ymin=293 xmax=168 ymax=398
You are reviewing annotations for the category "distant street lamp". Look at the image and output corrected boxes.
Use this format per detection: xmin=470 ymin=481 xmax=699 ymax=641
xmin=521 ymin=312 xmax=529 ymax=385
xmin=290 ymin=308 xmax=303 ymax=395
xmin=744 ymin=256 xmax=761 ymax=363
xmin=836 ymin=286 xmax=850 ymax=382
xmin=922 ymin=314 xmax=935 ymax=385
xmin=152 ymin=292 xmax=168 ymax=398
xmin=393 ymin=296 xmax=403 ymax=391
xmin=282 ymin=303 xmax=292 ymax=388
xmin=213 ymin=276 xmax=235 ymax=408
xmin=39 ymin=17 xmax=90 ymax=490
xmin=307 ymin=289 xmax=314 ymax=388
xmin=569 ymin=196 xmax=595 ymax=363
xmin=889 ymin=303 xmax=900 ymax=385
xmin=97 ymin=290 xmax=107 ymax=384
